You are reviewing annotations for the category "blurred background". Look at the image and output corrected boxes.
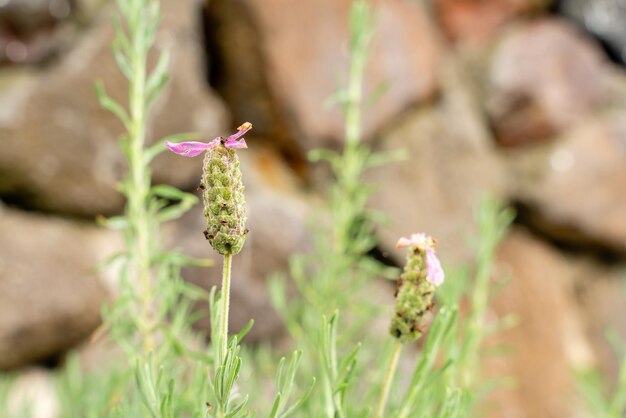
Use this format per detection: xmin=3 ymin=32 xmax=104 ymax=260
xmin=1 ymin=0 xmax=626 ymax=416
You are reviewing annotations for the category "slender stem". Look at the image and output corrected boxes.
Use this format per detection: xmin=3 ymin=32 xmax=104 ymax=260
xmin=344 ymin=43 xmax=363 ymax=151
xmin=127 ymin=17 xmax=154 ymax=355
xmin=374 ymin=341 xmax=403 ymax=418
xmin=219 ymin=253 xmax=233 ymax=362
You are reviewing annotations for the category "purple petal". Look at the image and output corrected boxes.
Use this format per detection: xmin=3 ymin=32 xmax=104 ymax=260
xmin=227 ymin=122 xmax=252 ymax=142
xmin=425 ymin=248 xmax=445 ymax=287
xmin=224 ymin=138 xmax=248 ymax=149
xmin=222 ymin=122 xmax=252 ymax=149
xmin=166 ymin=139 xmax=219 ymax=157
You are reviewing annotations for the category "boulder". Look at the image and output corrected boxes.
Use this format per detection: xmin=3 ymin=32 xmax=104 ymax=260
xmin=0 ymin=205 xmax=117 ymax=370
xmin=574 ymin=261 xmax=626 ymax=386
xmin=435 ymin=0 xmax=549 ymax=43
xmin=0 ymin=0 xmax=73 ymax=65
xmin=487 ymin=19 xmax=608 ymax=147
xmin=506 ymin=111 xmax=626 ymax=253
xmin=206 ymin=0 xmax=440 ymax=153
xmin=367 ymin=59 xmax=506 ymax=265
xmin=0 ymin=0 xmax=228 ymax=216
xmin=6 ymin=368 xmax=60 ymax=418
xmin=556 ymin=0 xmax=626 ymax=66
xmin=169 ymin=147 xmax=316 ymax=342
xmin=486 ymin=228 xmax=592 ymax=418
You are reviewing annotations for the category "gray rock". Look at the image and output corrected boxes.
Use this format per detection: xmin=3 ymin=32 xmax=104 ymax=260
xmin=0 ymin=0 xmax=228 ymax=216
xmin=557 ymin=0 xmax=626 ymax=65
xmin=506 ymin=111 xmax=626 ymax=253
xmin=0 ymin=205 xmax=117 ymax=370
xmin=487 ymin=19 xmax=608 ymax=147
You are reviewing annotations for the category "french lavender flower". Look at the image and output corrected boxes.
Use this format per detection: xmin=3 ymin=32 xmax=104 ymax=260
xmin=390 ymin=233 xmax=445 ymax=343
xmin=166 ymin=123 xmax=251 ymax=255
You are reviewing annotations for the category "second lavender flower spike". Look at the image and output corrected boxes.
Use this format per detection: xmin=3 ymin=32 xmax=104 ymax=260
xmin=391 ymin=233 xmax=445 ymax=343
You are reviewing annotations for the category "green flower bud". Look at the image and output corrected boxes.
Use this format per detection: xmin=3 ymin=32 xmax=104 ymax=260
xmin=201 ymin=144 xmax=247 ymax=255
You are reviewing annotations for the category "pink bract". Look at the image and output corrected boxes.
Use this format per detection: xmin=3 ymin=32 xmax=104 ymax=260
xmin=166 ymin=122 xmax=252 ymax=157
xmin=396 ymin=232 xmax=445 ymax=287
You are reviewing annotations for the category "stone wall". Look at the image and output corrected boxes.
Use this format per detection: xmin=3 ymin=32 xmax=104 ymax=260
xmin=1 ymin=0 xmax=626 ymax=416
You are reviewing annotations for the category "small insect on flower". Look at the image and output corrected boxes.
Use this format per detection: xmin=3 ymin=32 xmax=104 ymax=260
xmin=166 ymin=123 xmax=252 ymax=256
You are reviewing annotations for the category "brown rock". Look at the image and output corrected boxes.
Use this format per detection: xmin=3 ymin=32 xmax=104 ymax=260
xmin=574 ymin=262 xmax=626 ymax=388
xmin=507 ymin=111 xmax=626 ymax=253
xmin=0 ymin=0 xmax=228 ymax=216
xmin=367 ymin=59 xmax=506 ymax=265
xmin=436 ymin=0 xmax=548 ymax=43
xmin=207 ymin=0 xmax=439 ymax=153
xmin=0 ymin=205 xmax=116 ymax=370
xmin=487 ymin=19 xmax=607 ymax=147
xmin=0 ymin=0 xmax=73 ymax=65
xmin=486 ymin=228 xmax=592 ymax=418
xmin=169 ymin=147 xmax=315 ymax=342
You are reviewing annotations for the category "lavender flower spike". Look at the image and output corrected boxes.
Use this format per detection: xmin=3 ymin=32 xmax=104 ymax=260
xmin=395 ymin=233 xmax=444 ymax=287
xmin=390 ymin=232 xmax=445 ymax=342
xmin=166 ymin=122 xmax=252 ymax=157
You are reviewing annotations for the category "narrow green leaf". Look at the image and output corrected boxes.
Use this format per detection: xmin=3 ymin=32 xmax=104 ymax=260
xmin=234 ymin=319 xmax=255 ymax=343
xmin=146 ymin=50 xmax=170 ymax=104
xmin=94 ymin=80 xmax=131 ymax=129
xmin=279 ymin=378 xmax=316 ymax=418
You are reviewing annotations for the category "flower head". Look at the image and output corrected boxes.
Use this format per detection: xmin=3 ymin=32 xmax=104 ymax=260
xmin=396 ymin=233 xmax=444 ymax=287
xmin=167 ymin=123 xmax=252 ymax=255
xmin=390 ymin=232 xmax=444 ymax=343
xmin=166 ymin=122 xmax=252 ymax=157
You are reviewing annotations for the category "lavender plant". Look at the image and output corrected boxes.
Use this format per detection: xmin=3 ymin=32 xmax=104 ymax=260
xmin=56 ymin=0 xmax=223 ymax=416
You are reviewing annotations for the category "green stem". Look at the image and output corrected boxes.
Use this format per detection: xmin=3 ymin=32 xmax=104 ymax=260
xmin=219 ymin=253 xmax=233 ymax=362
xmin=374 ymin=340 xmax=403 ymax=418
xmin=127 ymin=19 xmax=154 ymax=355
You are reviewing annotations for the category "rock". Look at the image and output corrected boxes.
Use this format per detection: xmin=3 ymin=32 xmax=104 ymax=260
xmin=0 ymin=205 xmax=117 ymax=370
xmin=0 ymin=0 xmax=228 ymax=216
xmin=486 ymin=228 xmax=592 ymax=418
xmin=436 ymin=0 xmax=549 ymax=43
xmin=507 ymin=111 xmax=626 ymax=253
xmin=6 ymin=368 xmax=60 ymax=418
xmin=573 ymin=261 xmax=626 ymax=387
xmin=206 ymin=0 xmax=440 ymax=153
xmin=0 ymin=0 xmax=73 ymax=65
xmin=556 ymin=0 xmax=626 ymax=65
xmin=367 ymin=58 xmax=506 ymax=265
xmin=487 ymin=19 xmax=608 ymax=147
xmin=169 ymin=147 xmax=315 ymax=342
